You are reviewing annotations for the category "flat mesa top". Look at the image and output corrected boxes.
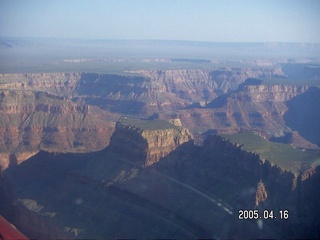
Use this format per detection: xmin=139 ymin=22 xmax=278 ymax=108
xmin=220 ymin=130 xmax=320 ymax=174
xmin=118 ymin=118 xmax=178 ymax=131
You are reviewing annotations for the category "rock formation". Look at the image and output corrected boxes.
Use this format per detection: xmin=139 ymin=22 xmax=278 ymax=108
xmin=284 ymin=87 xmax=320 ymax=146
xmin=76 ymin=69 xmax=287 ymax=115
xmin=0 ymin=72 xmax=80 ymax=97
xmin=0 ymin=89 xmax=118 ymax=171
xmin=1 ymin=39 xmax=319 ymax=239
xmin=109 ymin=118 xmax=193 ymax=166
xmin=163 ymin=84 xmax=310 ymax=134
xmin=1 ymin=69 xmax=318 ymax=172
xmin=0 ymin=128 xmax=319 ymax=239
xmin=255 ymin=180 xmax=268 ymax=206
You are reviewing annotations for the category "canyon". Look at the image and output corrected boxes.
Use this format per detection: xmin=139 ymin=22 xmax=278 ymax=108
xmin=0 ymin=67 xmax=319 ymax=171
xmin=110 ymin=118 xmax=192 ymax=166
xmin=0 ymin=119 xmax=319 ymax=238
xmin=0 ymin=61 xmax=320 ymax=238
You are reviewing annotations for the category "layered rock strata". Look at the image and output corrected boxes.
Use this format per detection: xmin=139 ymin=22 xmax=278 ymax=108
xmin=0 ymin=71 xmax=311 ymax=139
xmin=0 ymin=90 xmax=117 ymax=171
xmin=109 ymin=118 xmax=193 ymax=166
xmin=0 ymin=133 xmax=319 ymax=239
xmin=0 ymin=69 xmax=318 ymax=172
xmin=0 ymin=72 xmax=80 ymax=97
xmin=162 ymin=84 xmax=310 ymax=136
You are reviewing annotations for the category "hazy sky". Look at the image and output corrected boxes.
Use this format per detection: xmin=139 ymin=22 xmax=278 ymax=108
xmin=1 ymin=0 xmax=320 ymax=43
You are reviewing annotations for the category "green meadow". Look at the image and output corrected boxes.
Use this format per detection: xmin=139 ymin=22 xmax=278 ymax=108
xmin=220 ymin=131 xmax=320 ymax=174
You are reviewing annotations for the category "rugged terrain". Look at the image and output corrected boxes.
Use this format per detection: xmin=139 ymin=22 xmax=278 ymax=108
xmin=110 ymin=118 xmax=192 ymax=166
xmin=0 ymin=89 xmax=117 ymax=171
xmin=0 ymin=61 xmax=320 ymax=239
xmin=1 ymin=66 xmax=319 ymax=171
xmin=0 ymin=73 xmax=119 ymax=171
xmin=0 ymin=119 xmax=319 ymax=239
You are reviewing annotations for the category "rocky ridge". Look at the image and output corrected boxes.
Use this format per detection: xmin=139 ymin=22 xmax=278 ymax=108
xmin=0 ymin=73 xmax=80 ymax=97
xmin=0 ymin=89 xmax=118 ymax=171
xmin=110 ymin=118 xmax=193 ymax=166
xmin=80 ymin=68 xmax=287 ymax=114
xmin=0 ymin=123 xmax=319 ymax=239
xmin=163 ymin=84 xmax=311 ymax=136
xmin=0 ymin=68 xmax=318 ymax=172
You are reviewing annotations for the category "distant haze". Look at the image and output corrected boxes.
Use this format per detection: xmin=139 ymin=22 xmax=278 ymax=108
xmin=1 ymin=38 xmax=319 ymax=73
xmin=0 ymin=0 xmax=320 ymax=43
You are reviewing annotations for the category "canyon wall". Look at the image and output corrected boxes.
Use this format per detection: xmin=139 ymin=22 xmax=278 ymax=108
xmin=0 ymin=89 xmax=117 ymax=171
xmin=1 ymin=125 xmax=318 ymax=239
xmin=0 ymin=73 xmax=81 ymax=97
xmin=109 ymin=118 xmax=193 ymax=166
xmin=0 ymin=69 xmax=317 ymax=172
xmin=164 ymin=84 xmax=310 ymax=136
xmin=77 ymin=69 xmax=287 ymax=115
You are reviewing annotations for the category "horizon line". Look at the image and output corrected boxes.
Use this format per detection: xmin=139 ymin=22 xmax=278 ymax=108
xmin=1 ymin=36 xmax=320 ymax=45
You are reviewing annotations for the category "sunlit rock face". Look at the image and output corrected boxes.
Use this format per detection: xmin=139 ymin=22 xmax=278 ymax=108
xmin=161 ymin=84 xmax=310 ymax=136
xmin=0 ymin=73 xmax=81 ymax=96
xmin=109 ymin=118 xmax=193 ymax=166
xmin=0 ymin=68 xmax=318 ymax=172
xmin=0 ymin=89 xmax=117 ymax=171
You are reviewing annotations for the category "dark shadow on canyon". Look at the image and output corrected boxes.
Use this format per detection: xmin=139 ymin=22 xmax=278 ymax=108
xmin=1 ymin=135 xmax=320 ymax=239
xmin=284 ymin=87 xmax=320 ymax=146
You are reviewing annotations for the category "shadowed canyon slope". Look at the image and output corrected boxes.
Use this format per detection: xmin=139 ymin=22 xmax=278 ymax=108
xmin=1 ymin=119 xmax=319 ymax=239
xmin=284 ymin=87 xmax=320 ymax=146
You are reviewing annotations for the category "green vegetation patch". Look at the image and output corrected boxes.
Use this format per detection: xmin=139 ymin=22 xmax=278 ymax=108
xmin=119 ymin=118 xmax=178 ymax=130
xmin=220 ymin=131 xmax=320 ymax=174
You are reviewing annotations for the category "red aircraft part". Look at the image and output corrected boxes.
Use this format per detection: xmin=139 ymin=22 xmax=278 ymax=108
xmin=0 ymin=215 xmax=28 ymax=240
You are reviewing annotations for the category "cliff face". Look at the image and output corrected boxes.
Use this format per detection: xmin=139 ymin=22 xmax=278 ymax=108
xmin=74 ymin=71 xmax=313 ymax=145
xmin=284 ymin=87 xmax=320 ymax=145
xmin=0 ymin=73 xmax=81 ymax=97
xmin=164 ymin=84 xmax=310 ymax=137
xmin=236 ymin=84 xmax=309 ymax=102
xmin=0 ymin=71 xmax=315 ymax=142
xmin=135 ymin=68 xmax=286 ymax=93
xmin=76 ymin=73 xmax=191 ymax=115
xmin=0 ymin=129 xmax=319 ymax=239
xmin=75 ymin=69 xmax=286 ymax=115
xmin=0 ymin=69 xmax=317 ymax=172
xmin=0 ymin=89 xmax=117 ymax=171
xmin=0 ymin=125 xmax=319 ymax=238
xmin=109 ymin=118 xmax=193 ymax=166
